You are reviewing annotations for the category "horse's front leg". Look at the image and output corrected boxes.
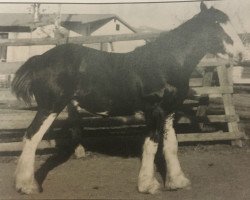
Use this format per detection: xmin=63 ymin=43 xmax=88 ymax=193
xmin=138 ymin=137 xmax=160 ymax=194
xmin=15 ymin=110 xmax=58 ymax=194
xmin=138 ymin=106 xmax=163 ymax=194
xmin=163 ymin=113 xmax=191 ymax=190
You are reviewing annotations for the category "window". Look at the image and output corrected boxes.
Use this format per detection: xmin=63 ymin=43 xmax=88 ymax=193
xmin=116 ymin=24 xmax=120 ymax=31
xmin=0 ymin=33 xmax=8 ymax=62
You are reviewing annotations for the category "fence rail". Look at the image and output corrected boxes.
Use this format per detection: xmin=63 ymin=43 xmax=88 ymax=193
xmin=0 ymin=32 xmax=160 ymax=46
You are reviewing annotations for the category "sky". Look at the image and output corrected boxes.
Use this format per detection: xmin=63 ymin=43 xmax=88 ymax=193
xmin=0 ymin=0 xmax=249 ymax=33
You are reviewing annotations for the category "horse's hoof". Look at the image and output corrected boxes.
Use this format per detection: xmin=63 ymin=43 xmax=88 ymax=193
xmin=74 ymin=144 xmax=86 ymax=159
xmin=166 ymin=174 xmax=191 ymax=190
xmin=15 ymin=178 xmax=40 ymax=194
xmin=138 ymin=177 xmax=161 ymax=194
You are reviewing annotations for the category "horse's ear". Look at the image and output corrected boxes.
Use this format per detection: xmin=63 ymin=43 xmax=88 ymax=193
xmin=200 ymin=1 xmax=208 ymax=12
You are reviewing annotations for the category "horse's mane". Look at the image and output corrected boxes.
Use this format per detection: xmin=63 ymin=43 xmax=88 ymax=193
xmin=134 ymin=11 xmax=203 ymax=53
xmin=135 ymin=6 xmax=231 ymax=54
xmin=158 ymin=12 xmax=206 ymax=46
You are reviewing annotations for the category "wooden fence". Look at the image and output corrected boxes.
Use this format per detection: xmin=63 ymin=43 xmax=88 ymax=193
xmin=0 ymin=32 xmax=160 ymax=46
xmin=0 ymin=32 xmax=247 ymax=152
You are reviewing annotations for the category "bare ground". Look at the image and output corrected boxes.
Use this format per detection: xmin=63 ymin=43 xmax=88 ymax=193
xmin=0 ymin=93 xmax=250 ymax=199
xmin=0 ymin=141 xmax=250 ymax=200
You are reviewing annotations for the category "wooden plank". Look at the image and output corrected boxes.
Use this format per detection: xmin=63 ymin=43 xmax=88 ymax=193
xmin=0 ymin=131 xmax=245 ymax=152
xmin=178 ymin=115 xmax=239 ymax=124
xmin=177 ymin=131 xmax=245 ymax=142
xmin=0 ymin=140 xmax=56 ymax=152
xmin=192 ymin=86 xmax=233 ymax=95
xmin=205 ymin=115 xmax=239 ymax=122
xmin=189 ymin=78 xmax=203 ymax=87
xmin=198 ymin=59 xmax=231 ymax=68
xmin=0 ymin=109 xmax=67 ymax=129
xmin=233 ymin=78 xmax=250 ymax=84
xmin=0 ymin=32 xmax=159 ymax=46
xmin=80 ymin=114 xmax=239 ymax=126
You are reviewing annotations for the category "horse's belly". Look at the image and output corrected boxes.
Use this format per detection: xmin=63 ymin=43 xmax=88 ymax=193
xmin=75 ymin=91 xmax=138 ymax=116
xmin=76 ymin=91 xmax=111 ymax=113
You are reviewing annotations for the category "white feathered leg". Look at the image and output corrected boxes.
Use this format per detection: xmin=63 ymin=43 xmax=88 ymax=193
xmin=163 ymin=114 xmax=191 ymax=190
xmin=138 ymin=137 xmax=160 ymax=194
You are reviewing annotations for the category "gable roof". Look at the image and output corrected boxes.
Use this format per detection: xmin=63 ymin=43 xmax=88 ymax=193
xmin=0 ymin=13 xmax=136 ymax=33
xmin=239 ymin=33 xmax=250 ymax=45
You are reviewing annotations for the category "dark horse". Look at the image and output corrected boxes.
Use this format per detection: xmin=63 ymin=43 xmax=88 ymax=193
xmin=12 ymin=2 xmax=245 ymax=195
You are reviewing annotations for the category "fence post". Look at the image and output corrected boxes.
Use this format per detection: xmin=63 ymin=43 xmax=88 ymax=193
xmin=217 ymin=65 xmax=246 ymax=147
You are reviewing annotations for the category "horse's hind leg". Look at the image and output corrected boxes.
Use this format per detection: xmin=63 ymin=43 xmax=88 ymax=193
xmin=15 ymin=110 xmax=58 ymax=194
xmin=67 ymin=100 xmax=86 ymax=159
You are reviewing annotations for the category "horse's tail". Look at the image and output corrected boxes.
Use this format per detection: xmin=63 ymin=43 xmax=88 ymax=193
xmin=11 ymin=56 xmax=39 ymax=105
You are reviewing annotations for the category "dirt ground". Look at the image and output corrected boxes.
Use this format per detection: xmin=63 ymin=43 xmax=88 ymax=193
xmin=0 ymin=139 xmax=250 ymax=200
xmin=0 ymin=93 xmax=250 ymax=200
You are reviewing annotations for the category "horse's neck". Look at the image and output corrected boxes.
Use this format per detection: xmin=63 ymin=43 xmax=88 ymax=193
xmin=159 ymin=28 xmax=208 ymax=68
xmin=133 ymin=20 xmax=210 ymax=75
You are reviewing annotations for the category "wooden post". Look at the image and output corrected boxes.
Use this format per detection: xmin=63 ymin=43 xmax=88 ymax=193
xmin=217 ymin=65 xmax=246 ymax=147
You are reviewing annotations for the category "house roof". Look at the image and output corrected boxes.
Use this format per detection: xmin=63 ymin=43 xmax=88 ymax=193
xmin=0 ymin=13 xmax=137 ymax=33
xmin=239 ymin=33 xmax=250 ymax=44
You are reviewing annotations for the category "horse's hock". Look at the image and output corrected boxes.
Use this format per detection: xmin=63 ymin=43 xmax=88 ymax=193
xmin=0 ymin=56 xmax=246 ymax=153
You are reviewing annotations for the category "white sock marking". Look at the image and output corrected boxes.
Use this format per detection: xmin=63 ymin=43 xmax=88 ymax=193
xmin=163 ymin=115 xmax=182 ymax=177
xmin=163 ymin=114 xmax=190 ymax=189
xmin=138 ymin=137 xmax=160 ymax=194
xmin=15 ymin=113 xmax=57 ymax=193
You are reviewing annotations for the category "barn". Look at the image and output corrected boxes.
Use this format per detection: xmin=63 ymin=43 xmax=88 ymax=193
xmin=0 ymin=13 xmax=145 ymax=62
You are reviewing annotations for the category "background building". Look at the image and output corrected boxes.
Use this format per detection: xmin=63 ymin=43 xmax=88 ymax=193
xmin=0 ymin=13 xmax=145 ymax=62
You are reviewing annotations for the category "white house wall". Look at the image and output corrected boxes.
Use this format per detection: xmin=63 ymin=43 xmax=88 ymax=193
xmin=6 ymin=19 xmax=145 ymax=62
xmin=91 ymin=19 xmax=145 ymax=53
xmin=7 ymin=32 xmax=31 ymax=62
xmin=7 ymin=25 xmax=81 ymax=62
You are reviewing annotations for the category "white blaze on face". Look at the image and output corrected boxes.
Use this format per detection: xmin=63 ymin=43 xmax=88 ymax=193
xmin=219 ymin=22 xmax=246 ymax=61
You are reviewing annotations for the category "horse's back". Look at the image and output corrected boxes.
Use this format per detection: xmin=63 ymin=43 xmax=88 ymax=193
xmin=26 ymin=44 xmax=142 ymax=114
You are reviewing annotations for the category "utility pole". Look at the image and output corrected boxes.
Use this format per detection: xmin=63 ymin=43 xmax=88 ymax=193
xmin=32 ymin=3 xmax=40 ymax=23
xmin=54 ymin=4 xmax=64 ymax=40
xmin=55 ymin=4 xmax=61 ymax=28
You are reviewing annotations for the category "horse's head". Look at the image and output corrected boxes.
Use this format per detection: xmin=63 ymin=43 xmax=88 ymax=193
xmin=199 ymin=2 xmax=246 ymax=63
